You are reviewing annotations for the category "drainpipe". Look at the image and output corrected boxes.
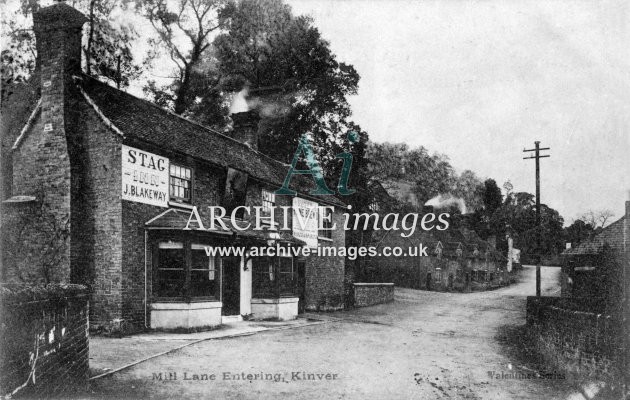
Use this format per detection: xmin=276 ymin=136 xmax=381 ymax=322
xmin=144 ymin=230 xmax=148 ymax=329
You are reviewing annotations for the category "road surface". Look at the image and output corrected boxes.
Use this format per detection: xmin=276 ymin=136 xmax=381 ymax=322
xmin=89 ymin=266 xmax=579 ymax=399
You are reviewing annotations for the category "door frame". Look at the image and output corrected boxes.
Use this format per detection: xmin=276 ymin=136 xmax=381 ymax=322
xmin=221 ymin=255 xmax=241 ymax=316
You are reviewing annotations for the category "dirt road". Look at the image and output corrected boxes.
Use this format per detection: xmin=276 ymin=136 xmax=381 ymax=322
xmin=89 ymin=266 xmax=576 ymax=399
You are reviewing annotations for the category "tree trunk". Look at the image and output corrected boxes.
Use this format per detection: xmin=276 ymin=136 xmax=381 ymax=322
xmin=173 ymin=64 xmax=192 ymax=114
xmin=173 ymin=43 xmax=203 ymax=114
xmin=86 ymin=0 xmax=96 ymax=75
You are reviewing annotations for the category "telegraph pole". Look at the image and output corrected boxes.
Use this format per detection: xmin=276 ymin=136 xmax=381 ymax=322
xmin=523 ymin=141 xmax=550 ymax=297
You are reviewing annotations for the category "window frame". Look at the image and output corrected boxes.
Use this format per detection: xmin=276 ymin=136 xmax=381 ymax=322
xmin=261 ymin=189 xmax=276 ymax=215
xmin=169 ymin=164 xmax=193 ymax=204
xmin=153 ymin=238 xmax=221 ymax=302
xmin=318 ymin=207 xmax=333 ymax=240
xmin=252 ymin=256 xmax=298 ymax=298
xmin=434 ymin=267 xmax=443 ymax=282
xmin=368 ymin=200 xmax=380 ymax=212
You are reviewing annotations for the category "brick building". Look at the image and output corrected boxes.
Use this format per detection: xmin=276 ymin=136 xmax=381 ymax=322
xmin=561 ymin=201 xmax=629 ymax=313
xmin=1 ymin=3 xmax=346 ymax=331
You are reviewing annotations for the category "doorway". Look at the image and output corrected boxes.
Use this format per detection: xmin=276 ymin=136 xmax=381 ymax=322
xmin=222 ymin=256 xmax=240 ymax=316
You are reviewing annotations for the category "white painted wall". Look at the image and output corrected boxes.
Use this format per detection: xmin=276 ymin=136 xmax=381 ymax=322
xmin=151 ymin=301 xmax=222 ymax=330
xmin=240 ymin=257 xmax=252 ymax=315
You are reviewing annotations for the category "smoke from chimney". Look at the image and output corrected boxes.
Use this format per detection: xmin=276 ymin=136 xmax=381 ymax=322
xmin=425 ymin=194 xmax=467 ymax=214
xmin=229 ymin=87 xmax=250 ymax=114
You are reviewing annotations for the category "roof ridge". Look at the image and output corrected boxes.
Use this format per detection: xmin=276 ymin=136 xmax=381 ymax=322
xmin=74 ymin=77 xmax=125 ymax=138
xmin=76 ymin=74 xmax=292 ymax=169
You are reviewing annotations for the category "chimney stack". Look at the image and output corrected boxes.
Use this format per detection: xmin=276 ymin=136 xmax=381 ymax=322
xmin=32 ymin=2 xmax=87 ymax=150
xmin=34 ymin=2 xmax=87 ymax=81
xmin=230 ymin=110 xmax=260 ymax=150
xmin=21 ymin=3 xmax=87 ymax=282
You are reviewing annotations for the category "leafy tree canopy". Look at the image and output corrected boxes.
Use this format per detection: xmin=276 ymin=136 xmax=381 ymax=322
xmin=1 ymin=0 xmax=141 ymax=104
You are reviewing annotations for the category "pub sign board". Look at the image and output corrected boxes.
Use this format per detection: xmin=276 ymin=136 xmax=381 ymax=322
xmin=122 ymin=145 xmax=169 ymax=207
xmin=292 ymin=197 xmax=319 ymax=248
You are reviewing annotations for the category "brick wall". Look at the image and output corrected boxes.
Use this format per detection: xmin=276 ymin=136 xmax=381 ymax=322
xmin=526 ymin=296 xmax=622 ymax=385
xmin=0 ymin=284 xmax=89 ymax=398
xmin=121 ymin=201 xmax=156 ymax=331
xmin=72 ymin=98 xmax=123 ymax=329
xmin=1 ymin=6 xmax=86 ymax=286
xmin=120 ymin=158 xmax=227 ymax=331
xmin=353 ymin=283 xmax=394 ymax=307
xmin=243 ymin=185 xmax=347 ymax=311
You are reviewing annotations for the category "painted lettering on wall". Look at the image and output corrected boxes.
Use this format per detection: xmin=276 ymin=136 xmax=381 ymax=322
xmin=122 ymin=145 xmax=169 ymax=207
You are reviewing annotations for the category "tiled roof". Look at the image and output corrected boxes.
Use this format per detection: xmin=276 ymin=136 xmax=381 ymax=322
xmin=563 ymin=216 xmax=626 ymax=256
xmin=76 ymin=75 xmax=343 ymax=207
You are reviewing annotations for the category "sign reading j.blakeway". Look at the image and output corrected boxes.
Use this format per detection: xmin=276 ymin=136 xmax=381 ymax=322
xmin=122 ymin=145 xmax=169 ymax=207
xmin=292 ymin=197 xmax=319 ymax=248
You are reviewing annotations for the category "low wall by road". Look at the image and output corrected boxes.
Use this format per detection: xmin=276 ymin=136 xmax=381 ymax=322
xmin=353 ymin=283 xmax=394 ymax=307
xmin=0 ymin=284 xmax=90 ymax=398
xmin=526 ymin=296 xmax=621 ymax=386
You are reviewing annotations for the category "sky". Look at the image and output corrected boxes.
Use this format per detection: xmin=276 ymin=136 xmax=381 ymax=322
xmin=287 ymin=0 xmax=630 ymax=223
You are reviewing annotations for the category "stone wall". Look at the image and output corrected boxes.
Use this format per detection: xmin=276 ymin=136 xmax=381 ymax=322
xmin=0 ymin=284 xmax=89 ymax=398
xmin=353 ymin=283 xmax=394 ymax=307
xmin=303 ymin=208 xmax=346 ymax=311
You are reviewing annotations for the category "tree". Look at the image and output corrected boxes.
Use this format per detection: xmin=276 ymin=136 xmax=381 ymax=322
xmin=140 ymin=0 xmax=227 ymax=116
xmin=564 ymin=219 xmax=596 ymax=246
xmin=482 ymin=179 xmax=502 ymax=215
xmin=452 ymin=170 xmax=484 ymax=213
xmin=1 ymin=0 xmax=142 ymax=100
xmin=84 ymin=0 xmax=142 ymax=89
xmin=365 ymin=141 xmax=467 ymax=207
xmin=365 ymin=142 xmax=408 ymax=184
xmin=487 ymin=191 xmax=565 ymax=258
xmin=212 ymin=0 xmax=360 ymax=164
xmin=576 ymin=209 xmax=615 ymax=229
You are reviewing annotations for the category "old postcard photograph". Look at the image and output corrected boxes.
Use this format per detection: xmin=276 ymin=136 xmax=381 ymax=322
xmin=1 ymin=0 xmax=629 ymax=399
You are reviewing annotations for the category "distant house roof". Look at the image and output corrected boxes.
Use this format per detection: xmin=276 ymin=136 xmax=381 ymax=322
xmin=367 ymin=180 xmax=398 ymax=210
xmin=563 ymin=216 xmax=626 ymax=256
xmin=382 ymin=180 xmax=420 ymax=207
xmin=75 ymin=75 xmax=343 ymax=207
